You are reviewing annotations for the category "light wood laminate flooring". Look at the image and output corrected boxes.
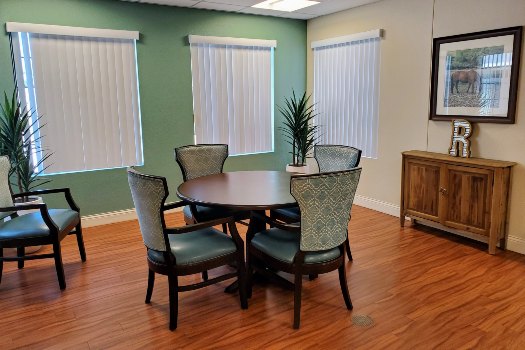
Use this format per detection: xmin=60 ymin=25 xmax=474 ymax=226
xmin=1 ymin=206 xmax=525 ymax=349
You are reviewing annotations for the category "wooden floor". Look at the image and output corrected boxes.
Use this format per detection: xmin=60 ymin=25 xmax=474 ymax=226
xmin=2 ymin=206 xmax=525 ymax=349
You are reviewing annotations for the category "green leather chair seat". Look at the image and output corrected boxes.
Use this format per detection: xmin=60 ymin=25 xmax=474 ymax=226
xmin=147 ymin=227 xmax=237 ymax=266
xmin=0 ymin=209 xmax=79 ymax=241
xmin=272 ymin=207 xmax=300 ymax=221
xmin=251 ymin=228 xmax=341 ymax=264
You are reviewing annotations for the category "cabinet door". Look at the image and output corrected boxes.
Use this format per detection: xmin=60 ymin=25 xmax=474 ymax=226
xmin=404 ymin=159 xmax=442 ymax=222
xmin=442 ymin=165 xmax=493 ymax=235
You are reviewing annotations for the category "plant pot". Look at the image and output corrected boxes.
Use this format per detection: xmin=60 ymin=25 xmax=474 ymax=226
xmin=286 ymin=164 xmax=310 ymax=174
xmin=3 ymin=196 xmax=44 ymax=255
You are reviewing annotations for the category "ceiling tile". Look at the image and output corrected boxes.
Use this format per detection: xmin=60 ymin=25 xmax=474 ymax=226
xmin=124 ymin=0 xmax=383 ymax=19
xmin=193 ymin=2 xmax=245 ymax=11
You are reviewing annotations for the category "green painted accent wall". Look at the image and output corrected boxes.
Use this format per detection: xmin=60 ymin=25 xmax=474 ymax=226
xmin=0 ymin=0 xmax=306 ymax=215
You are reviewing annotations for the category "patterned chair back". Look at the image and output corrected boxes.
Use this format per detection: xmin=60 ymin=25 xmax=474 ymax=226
xmin=127 ymin=168 xmax=169 ymax=252
xmin=0 ymin=156 xmax=14 ymax=220
xmin=314 ymin=145 xmax=362 ymax=172
xmin=175 ymin=144 xmax=228 ymax=181
xmin=291 ymin=168 xmax=362 ymax=252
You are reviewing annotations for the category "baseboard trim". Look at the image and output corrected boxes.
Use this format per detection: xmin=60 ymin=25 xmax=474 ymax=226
xmin=507 ymin=235 xmax=525 ymax=255
xmin=354 ymin=194 xmax=400 ymax=217
xmin=82 ymin=198 xmax=525 ymax=256
xmin=81 ymin=205 xmax=183 ymax=228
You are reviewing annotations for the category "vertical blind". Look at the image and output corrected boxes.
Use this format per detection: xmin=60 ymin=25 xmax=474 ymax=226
xmin=189 ymin=35 xmax=275 ymax=156
xmin=7 ymin=22 xmax=143 ymax=174
xmin=312 ymin=29 xmax=382 ymax=159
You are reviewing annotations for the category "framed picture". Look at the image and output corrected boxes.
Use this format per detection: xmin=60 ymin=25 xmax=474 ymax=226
xmin=430 ymin=26 xmax=522 ymax=123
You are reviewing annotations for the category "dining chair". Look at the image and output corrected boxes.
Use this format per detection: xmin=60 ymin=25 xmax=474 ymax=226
xmin=174 ymin=144 xmax=247 ymax=227
xmin=271 ymin=145 xmax=362 ymax=261
xmin=246 ymin=168 xmax=361 ymax=329
xmin=175 ymin=144 xmax=249 ymax=281
xmin=127 ymin=168 xmax=248 ymax=330
xmin=314 ymin=144 xmax=362 ymax=172
xmin=0 ymin=156 xmax=86 ymax=290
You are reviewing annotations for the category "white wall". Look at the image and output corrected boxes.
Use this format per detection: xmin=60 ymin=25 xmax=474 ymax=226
xmin=307 ymin=0 xmax=525 ymax=253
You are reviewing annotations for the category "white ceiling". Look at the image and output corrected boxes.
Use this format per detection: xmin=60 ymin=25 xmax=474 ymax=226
xmin=123 ymin=0 xmax=382 ymax=20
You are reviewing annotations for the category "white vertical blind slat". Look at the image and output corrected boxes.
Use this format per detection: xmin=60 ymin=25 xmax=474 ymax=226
xmin=313 ymin=37 xmax=380 ymax=159
xmin=189 ymin=40 xmax=273 ymax=156
xmin=106 ymin=40 xmax=121 ymax=166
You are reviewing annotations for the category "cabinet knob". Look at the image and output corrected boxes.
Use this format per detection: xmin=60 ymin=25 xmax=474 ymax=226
xmin=439 ymin=187 xmax=448 ymax=195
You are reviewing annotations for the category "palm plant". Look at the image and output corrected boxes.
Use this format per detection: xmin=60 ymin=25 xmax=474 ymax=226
xmin=0 ymin=90 xmax=50 ymax=200
xmin=278 ymin=91 xmax=320 ymax=167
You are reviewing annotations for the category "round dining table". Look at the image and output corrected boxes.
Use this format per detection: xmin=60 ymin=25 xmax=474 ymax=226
xmin=177 ymin=170 xmax=298 ymax=292
xmin=176 ymin=170 xmax=297 ymax=211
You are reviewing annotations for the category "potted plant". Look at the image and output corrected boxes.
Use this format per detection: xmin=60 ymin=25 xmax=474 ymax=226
xmin=279 ymin=91 xmax=320 ymax=173
xmin=0 ymin=90 xmax=50 ymax=200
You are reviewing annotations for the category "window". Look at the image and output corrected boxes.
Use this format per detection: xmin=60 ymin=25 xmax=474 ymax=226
xmin=7 ymin=22 xmax=143 ymax=174
xmin=312 ymin=29 xmax=382 ymax=159
xmin=189 ymin=35 xmax=275 ymax=156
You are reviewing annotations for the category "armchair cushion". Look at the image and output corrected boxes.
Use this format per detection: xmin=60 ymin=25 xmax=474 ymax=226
xmin=251 ymin=228 xmax=341 ymax=264
xmin=0 ymin=209 xmax=79 ymax=241
xmin=147 ymin=227 xmax=236 ymax=266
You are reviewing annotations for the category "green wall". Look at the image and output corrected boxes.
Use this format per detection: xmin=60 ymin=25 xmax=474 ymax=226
xmin=0 ymin=0 xmax=306 ymax=215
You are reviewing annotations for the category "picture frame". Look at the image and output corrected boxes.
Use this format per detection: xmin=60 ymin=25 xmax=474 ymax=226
xmin=430 ymin=26 xmax=522 ymax=123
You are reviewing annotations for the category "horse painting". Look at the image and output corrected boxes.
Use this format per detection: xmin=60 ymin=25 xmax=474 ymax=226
xmin=450 ymin=70 xmax=481 ymax=94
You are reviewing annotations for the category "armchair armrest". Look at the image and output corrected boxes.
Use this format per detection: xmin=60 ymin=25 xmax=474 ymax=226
xmin=165 ymin=216 xmax=236 ymax=235
xmin=162 ymin=201 xmax=186 ymax=211
xmin=13 ymin=188 xmax=80 ymax=212
xmin=0 ymin=203 xmax=59 ymax=233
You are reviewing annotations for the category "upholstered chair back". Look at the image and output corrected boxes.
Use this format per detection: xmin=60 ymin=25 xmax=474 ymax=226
xmin=127 ymin=168 xmax=168 ymax=252
xmin=0 ymin=156 xmax=14 ymax=220
xmin=291 ymin=168 xmax=361 ymax=252
xmin=175 ymin=144 xmax=228 ymax=181
xmin=314 ymin=145 xmax=362 ymax=173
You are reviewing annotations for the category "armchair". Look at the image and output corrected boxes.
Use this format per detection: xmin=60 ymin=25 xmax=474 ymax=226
xmin=127 ymin=168 xmax=248 ymax=330
xmin=0 ymin=156 xmax=85 ymax=290
xmin=174 ymin=144 xmax=248 ymax=226
xmin=246 ymin=168 xmax=362 ymax=328
xmin=271 ymin=145 xmax=362 ymax=260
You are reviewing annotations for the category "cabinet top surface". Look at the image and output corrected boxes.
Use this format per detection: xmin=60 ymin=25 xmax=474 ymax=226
xmin=402 ymin=150 xmax=516 ymax=168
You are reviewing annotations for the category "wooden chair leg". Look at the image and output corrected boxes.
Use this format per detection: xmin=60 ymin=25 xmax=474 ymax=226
xmin=202 ymin=271 xmax=208 ymax=281
xmin=237 ymin=254 xmax=248 ymax=309
xmin=17 ymin=247 xmax=25 ymax=269
xmin=168 ymin=273 xmax=179 ymax=331
xmin=293 ymin=270 xmax=303 ymax=329
xmin=53 ymin=242 xmax=66 ymax=290
xmin=75 ymin=223 xmax=87 ymax=262
xmin=246 ymin=251 xmax=253 ymax=299
xmin=0 ymin=247 xmax=3 ymax=284
xmin=345 ymin=240 xmax=353 ymax=261
xmin=338 ymin=263 xmax=353 ymax=310
xmin=145 ymin=269 xmax=155 ymax=304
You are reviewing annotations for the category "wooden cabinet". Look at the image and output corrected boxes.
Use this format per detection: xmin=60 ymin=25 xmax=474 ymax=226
xmin=401 ymin=150 xmax=515 ymax=254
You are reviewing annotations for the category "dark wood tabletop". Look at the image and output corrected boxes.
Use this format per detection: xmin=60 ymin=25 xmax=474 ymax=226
xmin=176 ymin=171 xmax=297 ymax=210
